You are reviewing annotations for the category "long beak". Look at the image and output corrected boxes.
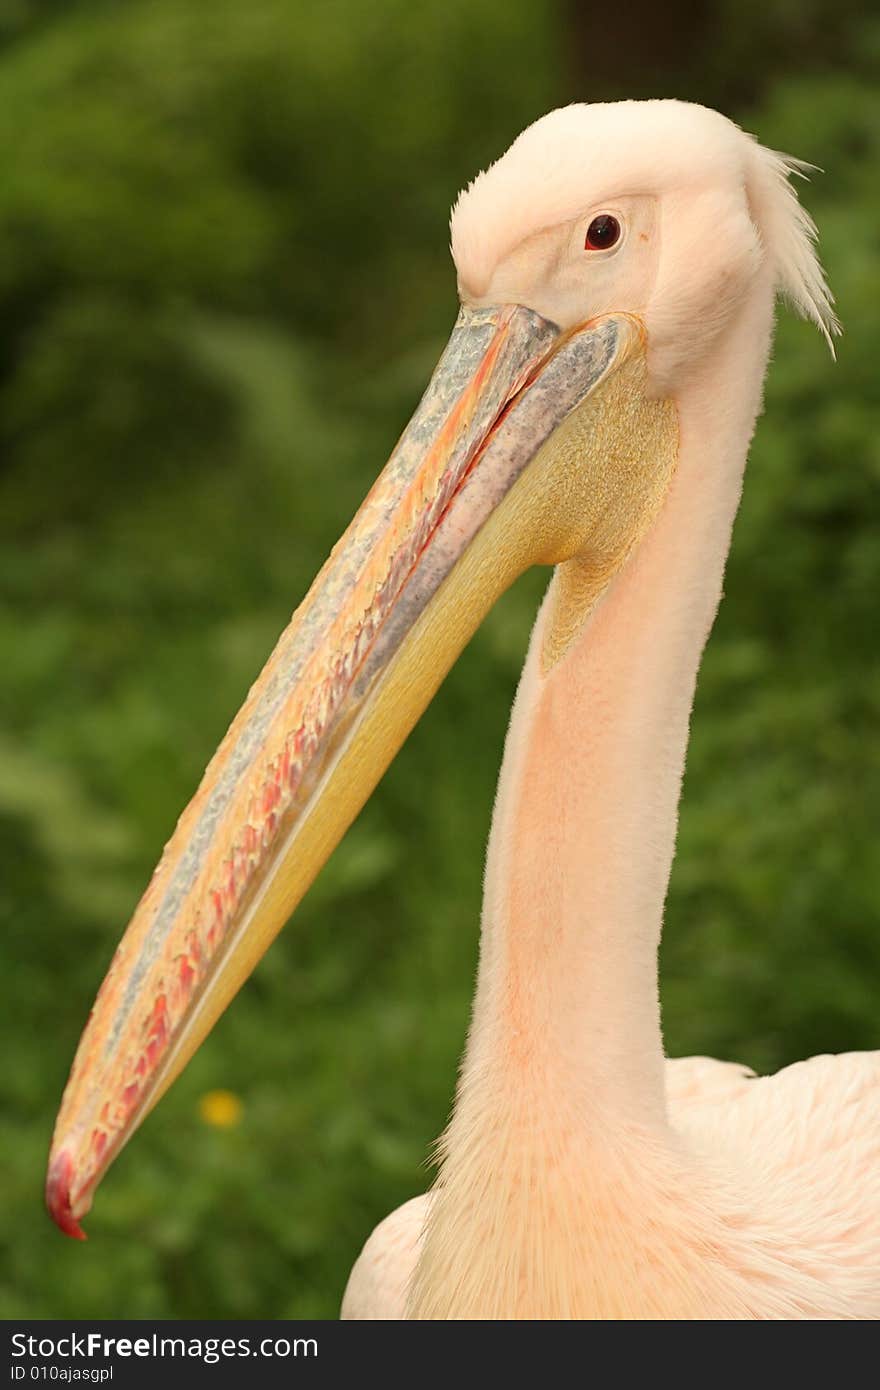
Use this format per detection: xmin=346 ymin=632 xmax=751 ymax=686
xmin=47 ymin=304 xmax=642 ymax=1237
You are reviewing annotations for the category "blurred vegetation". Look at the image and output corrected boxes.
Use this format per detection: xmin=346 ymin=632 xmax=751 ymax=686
xmin=0 ymin=0 xmax=877 ymax=1319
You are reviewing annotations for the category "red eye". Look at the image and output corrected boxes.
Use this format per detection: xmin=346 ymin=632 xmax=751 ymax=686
xmin=585 ymin=214 xmax=621 ymax=250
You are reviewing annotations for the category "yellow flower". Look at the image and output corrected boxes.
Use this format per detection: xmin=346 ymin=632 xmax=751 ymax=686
xmin=199 ymin=1089 xmax=243 ymax=1129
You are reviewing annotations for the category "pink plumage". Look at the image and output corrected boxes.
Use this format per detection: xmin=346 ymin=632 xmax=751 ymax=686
xmin=344 ymin=101 xmax=877 ymax=1320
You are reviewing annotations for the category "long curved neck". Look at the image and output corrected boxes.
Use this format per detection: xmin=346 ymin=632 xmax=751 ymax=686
xmin=409 ymin=286 xmax=776 ymax=1319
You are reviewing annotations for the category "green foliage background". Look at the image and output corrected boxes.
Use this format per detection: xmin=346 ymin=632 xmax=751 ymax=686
xmin=0 ymin=0 xmax=877 ymax=1318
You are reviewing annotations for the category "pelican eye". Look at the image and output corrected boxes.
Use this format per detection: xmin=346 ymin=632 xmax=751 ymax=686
xmin=584 ymin=214 xmax=621 ymax=251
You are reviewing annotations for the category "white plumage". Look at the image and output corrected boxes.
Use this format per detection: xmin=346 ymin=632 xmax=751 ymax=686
xmin=342 ymin=100 xmax=878 ymax=1320
xmin=345 ymin=1054 xmax=880 ymax=1318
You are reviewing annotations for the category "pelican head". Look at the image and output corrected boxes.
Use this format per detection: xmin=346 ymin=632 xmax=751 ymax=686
xmin=47 ymin=99 xmax=835 ymax=1239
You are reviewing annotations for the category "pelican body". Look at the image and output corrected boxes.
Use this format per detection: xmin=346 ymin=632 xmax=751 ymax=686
xmin=48 ymin=100 xmax=879 ymax=1319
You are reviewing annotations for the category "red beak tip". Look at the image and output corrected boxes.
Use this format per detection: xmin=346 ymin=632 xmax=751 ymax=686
xmin=46 ymin=1150 xmax=88 ymax=1241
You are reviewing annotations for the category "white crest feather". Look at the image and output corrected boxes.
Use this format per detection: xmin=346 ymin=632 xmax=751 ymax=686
xmin=745 ymin=142 xmax=841 ymax=353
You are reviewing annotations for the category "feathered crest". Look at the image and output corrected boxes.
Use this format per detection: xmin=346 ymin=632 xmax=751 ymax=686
xmin=450 ymin=101 xmax=841 ymax=353
xmin=745 ymin=142 xmax=841 ymax=354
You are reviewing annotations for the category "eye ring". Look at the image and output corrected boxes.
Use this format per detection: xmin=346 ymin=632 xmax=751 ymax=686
xmin=584 ymin=213 xmax=622 ymax=251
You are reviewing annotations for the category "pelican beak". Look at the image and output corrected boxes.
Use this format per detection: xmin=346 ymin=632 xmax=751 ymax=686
xmin=47 ymin=304 xmax=645 ymax=1238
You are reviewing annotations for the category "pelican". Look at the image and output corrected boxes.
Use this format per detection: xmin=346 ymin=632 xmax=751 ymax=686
xmin=47 ymin=100 xmax=879 ymax=1320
